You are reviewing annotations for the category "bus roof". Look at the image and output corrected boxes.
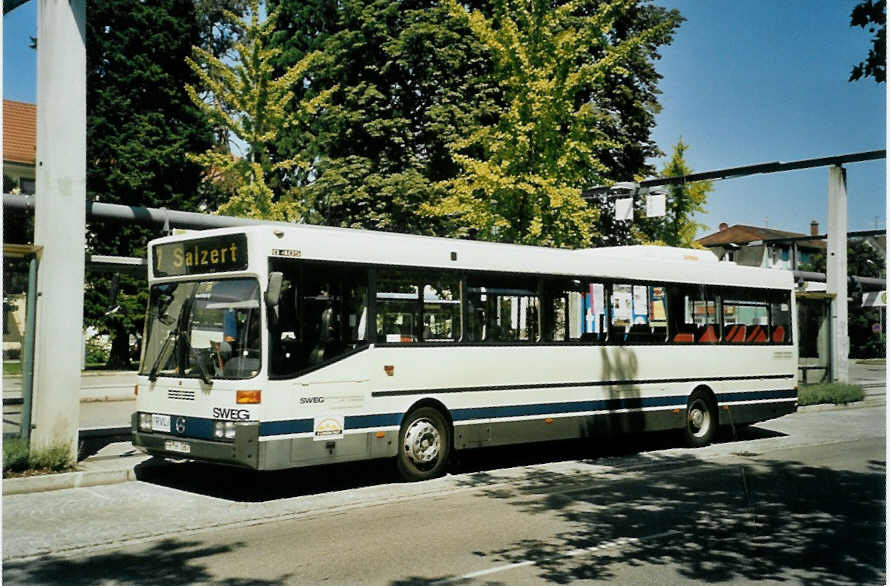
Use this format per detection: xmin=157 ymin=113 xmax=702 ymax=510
xmin=149 ymin=224 xmax=793 ymax=290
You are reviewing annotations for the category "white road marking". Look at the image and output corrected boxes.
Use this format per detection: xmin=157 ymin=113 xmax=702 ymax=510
xmin=438 ymin=529 xmax=680 ymax=583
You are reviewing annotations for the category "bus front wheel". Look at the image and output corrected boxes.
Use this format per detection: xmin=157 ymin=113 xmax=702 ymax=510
xmin=684 ymin=390 xmax=717 ymax=448
xmin=397 ymin=406 xmax=451 ymax=481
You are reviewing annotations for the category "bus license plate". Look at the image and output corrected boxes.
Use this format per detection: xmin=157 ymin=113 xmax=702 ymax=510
xmin=164 ymin=440 xmax=190 ymax=454
xmin=152 ymin=414 xmax=171 ymax=433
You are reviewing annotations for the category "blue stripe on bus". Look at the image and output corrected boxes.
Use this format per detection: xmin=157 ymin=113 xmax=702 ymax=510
xmin=254 ymin=388 xmax=797 ymax=437
xmin=345 ymin=413 xmax=403 ymax=429
xmin=259 ymin=419 xmax=313 ymax=436
xmin=717 ymin=389 xmax=798 ymax=403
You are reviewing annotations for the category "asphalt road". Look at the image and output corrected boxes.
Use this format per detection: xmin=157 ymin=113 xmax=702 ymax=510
xmin=3 ymin=404 xmax=885 ymax=585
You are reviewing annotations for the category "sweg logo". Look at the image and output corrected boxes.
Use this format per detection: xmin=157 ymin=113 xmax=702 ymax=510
xmin=212 ymin=407 xmax=250 ymax=420
xmin=300 ymin=396 xmax=325 ymax=405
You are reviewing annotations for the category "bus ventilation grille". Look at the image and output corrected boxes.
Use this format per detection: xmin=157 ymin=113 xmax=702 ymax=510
xmin=168 ymin=389 xmax=196 ymax=401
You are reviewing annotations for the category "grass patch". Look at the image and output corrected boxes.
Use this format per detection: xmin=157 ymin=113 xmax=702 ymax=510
xmin=3 ymin=361 xmax=22 ymax=376
xmin=3 ymin=438 xmax=75 ymax=477
xmin=798 ymin=383 xmax=866 ymax=406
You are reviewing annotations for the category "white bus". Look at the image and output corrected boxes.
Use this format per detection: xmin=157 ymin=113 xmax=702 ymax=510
xmin=132 ymin=225 xmax=798 ymax=480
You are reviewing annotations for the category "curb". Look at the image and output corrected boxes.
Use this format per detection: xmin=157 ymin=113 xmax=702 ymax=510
xmin=3 ymin=466 xmax=143 ymax=496
xmin=798 ymin=397 xmax=885 ymax=413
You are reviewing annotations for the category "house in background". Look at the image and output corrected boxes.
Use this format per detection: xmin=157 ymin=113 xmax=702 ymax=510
xmin=3 ymin=100 xmax=36 ymax=358
xmin=696 ymin=221 xmax=826 ymax=271
xmin=3 ymin=99 xmax=37 ymax=195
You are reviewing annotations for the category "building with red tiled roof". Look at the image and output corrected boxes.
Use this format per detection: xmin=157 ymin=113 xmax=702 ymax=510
xmin=696 ymin=222 xmax=826 ymax=270
xmin=3 ymin=99 xmax=37 ymax=194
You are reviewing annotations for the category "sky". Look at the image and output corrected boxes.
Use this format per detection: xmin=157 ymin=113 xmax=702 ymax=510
xmin=3 ymin=0 xmax=886 ymax=238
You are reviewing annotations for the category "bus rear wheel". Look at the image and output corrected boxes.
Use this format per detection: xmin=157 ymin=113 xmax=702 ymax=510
xmin=684 ymin=390 xmax=717 ymax=448
xmin=397 ymin=406 xmax=451 ymax=481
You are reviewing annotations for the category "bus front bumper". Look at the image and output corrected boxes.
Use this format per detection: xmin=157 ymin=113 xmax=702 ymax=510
xmin=131 ymin=413 xmax=260 ymax=469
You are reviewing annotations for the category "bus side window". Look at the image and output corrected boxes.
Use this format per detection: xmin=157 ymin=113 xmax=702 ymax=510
xmin=467 ymin=274 xmax=539 ymax=343
xmin=545 ymin=279 xmax=606 ymax=342
xmin=269 ymin=260 xmax=368 ymax=378
xmin=721 ymin=286 xmax=772 ymax=344
xmin=667 ymin=283 xmax=716 ymax=343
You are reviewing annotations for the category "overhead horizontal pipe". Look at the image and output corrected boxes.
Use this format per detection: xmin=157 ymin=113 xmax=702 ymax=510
xmin=581 ymin=149 xmax=886 ymax=200
xmin=794 ymin=270 xmax=885 ymax=292
xmin=3 ymin=193 xmax=289 ymax=230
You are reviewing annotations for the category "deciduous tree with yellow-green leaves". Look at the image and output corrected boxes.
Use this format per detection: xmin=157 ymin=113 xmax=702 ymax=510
xmin=186 ymin=0 xmax=333 ymax=221
xmin=421 ymin=0 xmax=682 ymax=248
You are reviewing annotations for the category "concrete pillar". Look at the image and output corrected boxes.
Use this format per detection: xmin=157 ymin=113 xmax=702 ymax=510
xmin=31 ymin=0 xmax=86 ymax=456
xmin=826 ymin=165 xmax=849 ymax=383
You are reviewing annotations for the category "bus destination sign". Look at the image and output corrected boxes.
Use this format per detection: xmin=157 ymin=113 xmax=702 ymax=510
xmin=152 ymin=234 xmax=248 ymax=277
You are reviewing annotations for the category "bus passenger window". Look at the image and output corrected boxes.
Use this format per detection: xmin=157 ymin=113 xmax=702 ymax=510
xmin=268 ymin=260 xmax=368 ymax=378
xmin=770 ymin=294 xmax=793 ymax=343
xmin=422 ymin=279 xmax=460 ymax=342
xmin=467 ymin=274 xmax=539 ymax=343
xmin=667 ymin=284 xmax=717 ymax=344
xmin=377 ymin=271 xmax=419 ymax=343
xmin=545 ymin=279 xmax=606 ymax=342
xmin=721 ymin=287 xmax=772 ymax=344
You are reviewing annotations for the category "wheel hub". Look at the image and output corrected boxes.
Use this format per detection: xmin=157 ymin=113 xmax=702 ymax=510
xmin=688 ymin=400 xmax=711 ymax=437
xmin=404 ymin=418 xmax=441 ymax=465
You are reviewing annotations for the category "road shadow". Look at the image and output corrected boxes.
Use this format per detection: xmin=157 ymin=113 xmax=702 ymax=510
xmin=133 ymin=424 xmax=784 ymax=503
xmin=2 ymin=538 xmax=292 ymax=585
xmin=426 ymin=453 xmax=886 ymax=584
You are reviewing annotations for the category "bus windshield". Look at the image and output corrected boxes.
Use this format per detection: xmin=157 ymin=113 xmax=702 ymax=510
xmin=140 ymin=278 xmax=262 ymax=381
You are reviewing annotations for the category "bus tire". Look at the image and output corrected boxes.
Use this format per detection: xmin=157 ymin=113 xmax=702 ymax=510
xmin=684 ymin=389 xmax=717 ymax=448
xmin=397 ymin=406 xmax=451 ymax=481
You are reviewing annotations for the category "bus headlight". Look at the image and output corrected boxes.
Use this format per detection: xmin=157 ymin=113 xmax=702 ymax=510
xmin=138 ymin=413 xmax=153 ymax=432
xmin=213 ymin=421 xmax=237 ymax=440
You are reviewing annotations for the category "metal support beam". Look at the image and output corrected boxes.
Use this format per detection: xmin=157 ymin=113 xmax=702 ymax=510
xmin=31 ymin=0 xmax=86 ymax=457
xmin=826 ymin=166 xmax=849 ymax=383
xmin=21 ymin=253 xmax=39 ymax=442
xmin=581 ymin=149 xmax=886 ymax=200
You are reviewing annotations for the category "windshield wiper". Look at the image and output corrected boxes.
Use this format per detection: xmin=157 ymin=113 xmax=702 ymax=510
xmin=148 ymin=330 xmax=177 ymax=382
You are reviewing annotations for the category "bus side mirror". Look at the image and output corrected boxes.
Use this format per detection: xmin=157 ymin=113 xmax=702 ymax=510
xmin=266 ymin=272 xmax=283 ymax=307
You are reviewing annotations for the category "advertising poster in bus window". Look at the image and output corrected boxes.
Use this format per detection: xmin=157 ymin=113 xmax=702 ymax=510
xmin=632 ymin=285 xmax=649 ymax=324
xmin=650 ymin=286 xmax=667 ymax=326
xmin=592 ymin=283 xmax=605 ymax=333
xmin=612 ymin=285 xmax=632 ymax=326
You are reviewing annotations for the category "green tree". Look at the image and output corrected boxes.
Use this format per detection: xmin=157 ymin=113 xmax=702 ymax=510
xmin=85 ymin=0 xmax=220 ymax=368
xmin=186 ymin=0 xmax=332 ymax=221
xmin=268 ymin=0 xmax=501 ymax=234
xmin=849 ymin=0 xmax=886 ymax=83
xmin=638 ymin=140 xmax=712 ymax=247
xmin=422 ymin=0 xmax=682 ymax=248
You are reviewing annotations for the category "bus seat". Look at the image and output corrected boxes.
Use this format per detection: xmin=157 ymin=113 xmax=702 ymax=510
xmin=309 ymin=308 xmax=333 ymax=363
xmin=747 ymin=325 xmax=767 ymax=343
xmin=726 ymin=324 xmax=747 ymax=343
xmin=673 ymin=332 xmax=694 ymax=343
xmin=697 ymin=325 xmax=717 ymax=343
xmin=772 ymin=325 xmax=786 ymax=343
